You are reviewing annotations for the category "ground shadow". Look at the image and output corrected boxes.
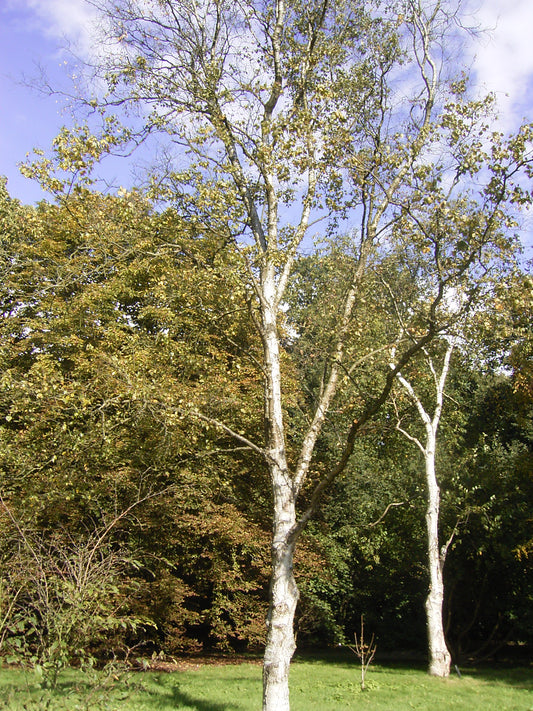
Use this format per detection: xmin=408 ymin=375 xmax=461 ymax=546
xmin=461 ymin=665 xmax=533 ymax=690
xmin=147 ymin=680 xmax=243 ymax=711
xmin=296 ymin=648 xmax=533 ymax=691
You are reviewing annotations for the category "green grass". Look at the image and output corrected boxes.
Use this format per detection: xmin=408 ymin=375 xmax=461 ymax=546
xmin=1 ymin=657 xmax=532 ymax=711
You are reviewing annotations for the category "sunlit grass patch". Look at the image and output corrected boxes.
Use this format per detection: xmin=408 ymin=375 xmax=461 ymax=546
xmin=0 ymin=658 xmax=531 ymax=710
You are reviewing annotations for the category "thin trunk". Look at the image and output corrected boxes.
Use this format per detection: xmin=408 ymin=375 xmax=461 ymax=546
xmin=425 ymin=429 xmax=451 ymax=677
xmin=393 ymin=343 xmax=453 ymax=677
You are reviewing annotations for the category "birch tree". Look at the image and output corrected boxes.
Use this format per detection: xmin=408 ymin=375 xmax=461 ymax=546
xmin=23 ymin=0 xmax=533 ymax=708
xmin=390 ymin=339 xmax=454 ymax=676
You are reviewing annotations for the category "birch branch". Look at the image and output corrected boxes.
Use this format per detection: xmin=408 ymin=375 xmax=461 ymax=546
xmin=368 ymin=501 xmax=406 ymax=528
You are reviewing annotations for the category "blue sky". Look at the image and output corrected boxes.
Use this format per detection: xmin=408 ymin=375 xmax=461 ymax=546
xmin=1 ymin=0 xmax=533 ymax=258
xmin=0 ymin=0 xmax=132 ymax=203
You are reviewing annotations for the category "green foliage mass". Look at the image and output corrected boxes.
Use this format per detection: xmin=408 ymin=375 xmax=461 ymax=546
xmin=302 ymin=359 xmax=533 ymax=659
xmin=0 ymin=180 xmax=275 ymax=661
xmin=0 ymin=176 xmax=531 ymax=667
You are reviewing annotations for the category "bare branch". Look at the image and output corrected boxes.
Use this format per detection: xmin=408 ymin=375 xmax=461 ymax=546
xmin=367 ymin=501 xmax=406 ymax=528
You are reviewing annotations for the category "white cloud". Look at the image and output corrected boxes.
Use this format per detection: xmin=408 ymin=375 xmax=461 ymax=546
xmin=18 ymin=0 xmax=99 ymax=56
xmin=467 ymin=0 xmax=533 ymax=130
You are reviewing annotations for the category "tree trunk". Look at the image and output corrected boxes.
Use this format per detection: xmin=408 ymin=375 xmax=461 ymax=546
xmin=260 ymin=269 xmax=299 ymax=711
xmin=262 ymin=487 xmax=298 ymax=711
xmin=394 ymin=343 xmax=454 ymax=677
xmin=425 ymin=430 xmax=451 ymax=677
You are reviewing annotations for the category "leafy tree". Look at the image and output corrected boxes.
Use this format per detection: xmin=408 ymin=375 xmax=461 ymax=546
xmin=305 ymin=434 xmax=429 ymax=650
xmin=444 ymin=369 xmax=533 ymax=661
xmin=21 ymin=1 xmax=533 ymax=707
xmin=305 ymin=354 xmax=533 ymax=663
xmin=286 ymin=247 xmax=532 ymax=666
xmin=0 ymin=181 xmax=277 ymax=658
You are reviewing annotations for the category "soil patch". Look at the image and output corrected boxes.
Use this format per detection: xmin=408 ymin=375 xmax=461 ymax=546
xmin=141 ymin=655 xmax=262 ymax=673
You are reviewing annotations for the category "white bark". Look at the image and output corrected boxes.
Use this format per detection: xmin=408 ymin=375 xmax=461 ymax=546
xmin=262 ymin=489 xmax=298 ymax=711
xmin=424 ymin=427 xmax=452 ymax=677
xmin=260 ymin=264 xmax=299 ymax=711
xmin=392 ymin=342 xmax=453 ymax=677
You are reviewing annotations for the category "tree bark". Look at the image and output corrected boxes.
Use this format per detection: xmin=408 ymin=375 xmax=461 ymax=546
xmin=260 ymin=266 xmax=299 ymax=711
xmin=262 ymin=484 xmax=298 ymax=711
xmin=425 ymin=429 xmax=452 ymax=677
xmin=393 ymin=343 xmax=453 ymax=678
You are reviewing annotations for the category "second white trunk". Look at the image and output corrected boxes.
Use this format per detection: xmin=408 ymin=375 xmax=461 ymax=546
xmin=425 ymin=431 xmax=451 ymax=677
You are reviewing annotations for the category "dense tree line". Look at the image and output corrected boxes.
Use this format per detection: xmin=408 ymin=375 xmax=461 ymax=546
xmin=0 ymin=179 xmax=531 ymax=671
xmin=0 ymin=182 xmax=272 ymax=658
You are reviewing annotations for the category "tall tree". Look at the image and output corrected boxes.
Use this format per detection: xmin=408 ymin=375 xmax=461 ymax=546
xmin=23 ymin=1 xmax=533 ymax=707
xmin=390 ymin=338 xmax=454 ymax=676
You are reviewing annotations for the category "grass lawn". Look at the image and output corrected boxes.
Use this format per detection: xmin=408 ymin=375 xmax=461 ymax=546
xmin=1 ymin=655 xmax=532 ymax=710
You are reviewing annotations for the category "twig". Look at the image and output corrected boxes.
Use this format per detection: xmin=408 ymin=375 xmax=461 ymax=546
xmin=367 ymin=501 xmax=406 ymax=528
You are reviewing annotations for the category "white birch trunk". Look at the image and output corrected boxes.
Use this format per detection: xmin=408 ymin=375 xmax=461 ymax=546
xmin=260 ymin=268 xmax=299 ymax=711
xmin=262 ymin=484 xmax=298 ymax=711
xmin=392 ymin=343 xmax=453 ymax=678
xmin=424 ymin=428 xmax=452 ymax=677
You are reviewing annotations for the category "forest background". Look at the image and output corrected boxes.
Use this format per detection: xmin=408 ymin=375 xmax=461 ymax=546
xmin=1 ymin=184 xmax=531 ymax=666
